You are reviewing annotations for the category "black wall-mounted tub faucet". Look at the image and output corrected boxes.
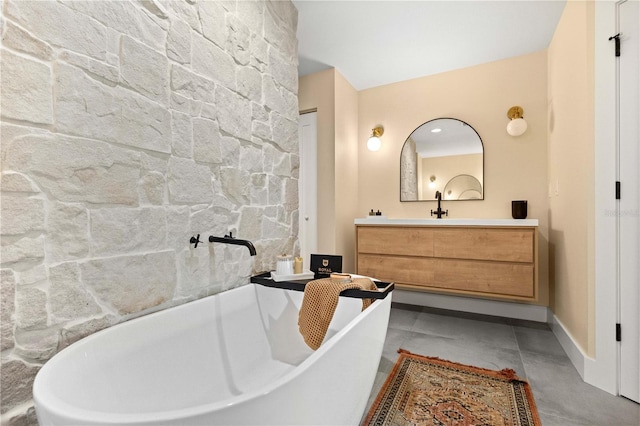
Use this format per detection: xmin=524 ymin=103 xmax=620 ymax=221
xmin=208 ymin=232 xmax=257 ymax=256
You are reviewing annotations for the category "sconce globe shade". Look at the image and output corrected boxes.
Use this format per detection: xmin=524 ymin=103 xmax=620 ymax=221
xmin=367 ymin=136 xmax=382 ymax=151
xmin=507 ymin=118 xmax=528 ymax=136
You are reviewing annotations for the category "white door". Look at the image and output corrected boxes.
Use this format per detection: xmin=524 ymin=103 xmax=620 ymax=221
xmin=298 ymin=112 xmax=318 ymax=267
xmin=618 ymin=0 xmax=640 ymax=404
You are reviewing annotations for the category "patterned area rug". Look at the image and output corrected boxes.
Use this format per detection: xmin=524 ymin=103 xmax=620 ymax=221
xmin=362 ymin=349 xmax=541 ymax=426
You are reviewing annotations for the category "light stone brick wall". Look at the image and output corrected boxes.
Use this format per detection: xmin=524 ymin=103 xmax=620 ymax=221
xmin=0 ymin=1 xmax=299 ymax=423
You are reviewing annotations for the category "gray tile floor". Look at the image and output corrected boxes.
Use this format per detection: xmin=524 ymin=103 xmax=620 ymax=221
xmin=365 ymin=303 xmax=640 ymax=426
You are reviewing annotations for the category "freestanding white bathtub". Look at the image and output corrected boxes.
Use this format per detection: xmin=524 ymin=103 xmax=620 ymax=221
xmin=33 ymin=282 xmax=392 ymax=425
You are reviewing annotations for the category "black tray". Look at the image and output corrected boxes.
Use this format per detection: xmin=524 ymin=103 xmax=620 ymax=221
xmin=250 ymin=272 xmax=394 ymax=300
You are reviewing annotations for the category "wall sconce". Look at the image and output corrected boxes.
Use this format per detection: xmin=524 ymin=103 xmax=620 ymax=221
xmin=367 ymin=126 xmax=384 ymax=151
xmin=506 ymin=106 xmax=528 ymax=137
xmin=428 ymin=175 xmax=437 ymax=189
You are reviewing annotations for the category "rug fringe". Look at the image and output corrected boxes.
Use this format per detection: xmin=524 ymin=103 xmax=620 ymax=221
xmin=397 ymin=348 xmax=523 ymax=382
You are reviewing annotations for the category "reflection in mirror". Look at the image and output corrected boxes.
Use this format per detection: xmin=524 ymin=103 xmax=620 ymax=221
xmin=444 ymin=174 xmax=483 ymax=200
xmin=400 ymin=118 xmax=483 ymax=201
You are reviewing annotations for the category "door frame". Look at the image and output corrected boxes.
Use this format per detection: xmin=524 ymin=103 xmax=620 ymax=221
xmin=616 ymin=0 xmax=640 ymax=403
xmin=588 ymin=0 xmax=640 ymax=398
xmin=298 ymin=111 xmax=318 ymax=265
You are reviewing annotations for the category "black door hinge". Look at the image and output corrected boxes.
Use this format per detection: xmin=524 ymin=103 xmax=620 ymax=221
xmin=616 ymin=181 xmax=621 ymax=200
xmin=609 ymin=33 xmax=621 ymax=57
xmin=616 ymin=323 xmax=621 ymax=342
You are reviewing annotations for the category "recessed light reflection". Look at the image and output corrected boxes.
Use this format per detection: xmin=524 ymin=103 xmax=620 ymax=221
xmin=431 ymin=128 xmax=442 ymax=133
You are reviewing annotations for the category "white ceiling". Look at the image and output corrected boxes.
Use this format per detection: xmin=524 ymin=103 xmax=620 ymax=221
xmin=293 ymin=0 xmax=567 ymax=91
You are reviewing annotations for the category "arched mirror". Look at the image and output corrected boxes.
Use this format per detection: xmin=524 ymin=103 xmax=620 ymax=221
xmin=400 ymin=118 xmax=484 ymax=201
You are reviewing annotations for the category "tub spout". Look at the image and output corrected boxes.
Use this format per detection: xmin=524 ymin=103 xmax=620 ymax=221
xmin=209 ymin=232 xmax=257 ymax=256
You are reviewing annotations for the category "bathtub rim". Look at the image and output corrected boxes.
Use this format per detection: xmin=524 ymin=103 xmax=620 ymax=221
xmin=34 ymin=283 xmax=391 ymax=425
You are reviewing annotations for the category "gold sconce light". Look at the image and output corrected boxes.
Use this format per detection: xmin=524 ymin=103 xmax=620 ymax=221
xmin=506 ymin=106 xmax=528 ymax=137
xmin=367 ymin=126 xmax=384 ymax=151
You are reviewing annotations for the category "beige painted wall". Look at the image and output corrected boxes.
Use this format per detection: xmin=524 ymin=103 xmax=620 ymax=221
xmin=357 ymin=51 xmax=550 ymax=306
xmin=334 ymin=72 xmax=359 ymax=272
xmin=547 ymin=1 xmax=595 ymax=355
xmin=299 ymin=69 xmax=336 ymax=256
xmin=298 ymin=69 xmax=359 ymax=272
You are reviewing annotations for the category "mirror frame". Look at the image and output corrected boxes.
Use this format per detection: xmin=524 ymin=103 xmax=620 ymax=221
xmin=400 ymin=117 xmax=484 ymax=202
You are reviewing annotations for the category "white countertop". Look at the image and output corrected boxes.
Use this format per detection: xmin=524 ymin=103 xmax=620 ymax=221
xmin=354 ymin=217 xmax=539 ymax=227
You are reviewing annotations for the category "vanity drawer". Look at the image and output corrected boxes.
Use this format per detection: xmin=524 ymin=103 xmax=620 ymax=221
xmin=432 ymin=259 xmax=534 ymax=298
xmin=433 ymin=228 xmax=534 ymax=263
xmin=358 ymin=254 xmax=533 ymax=298
xmin=357 ymin=254 xmax=435 ymax=285
xmin=357 ymin=226 xmax=434 ymax=257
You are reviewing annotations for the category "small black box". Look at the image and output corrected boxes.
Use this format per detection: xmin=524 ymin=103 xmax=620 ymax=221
xmin=512 ymin=200 xmax=528 ymax=219
xmin=310 ymin=254 xmax=342 ymax=279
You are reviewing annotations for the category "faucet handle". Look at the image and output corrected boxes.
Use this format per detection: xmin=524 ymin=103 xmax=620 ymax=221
xmin=190 ymin=234 xmax=202 ymax=248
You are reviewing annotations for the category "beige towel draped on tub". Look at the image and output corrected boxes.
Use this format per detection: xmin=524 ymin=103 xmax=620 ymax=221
xmin=298 ymin=274 xmax=379 ymax=350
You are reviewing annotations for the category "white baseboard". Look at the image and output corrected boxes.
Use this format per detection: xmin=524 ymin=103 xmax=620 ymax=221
xmin=549 ymin=313 xmax=587 ymax=379
xmin=550 ymin=314 xmax=621 ymax=396
xmin=392 ymin=290 xmax=549 ymax=322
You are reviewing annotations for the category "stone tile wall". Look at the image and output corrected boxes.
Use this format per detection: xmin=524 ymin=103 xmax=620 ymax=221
xmin=0 ymin=1 xmax=299 ymax=423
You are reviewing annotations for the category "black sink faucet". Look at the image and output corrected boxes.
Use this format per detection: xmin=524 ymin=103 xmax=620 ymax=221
xmin=430 ymin=191 xmax=448 ymax=219
xmin=208 ymin=232 xmax=257 ymax=256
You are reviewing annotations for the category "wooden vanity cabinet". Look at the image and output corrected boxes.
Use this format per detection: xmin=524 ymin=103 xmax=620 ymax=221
xmin=356 ymin=225 xmax=538 ymax=302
